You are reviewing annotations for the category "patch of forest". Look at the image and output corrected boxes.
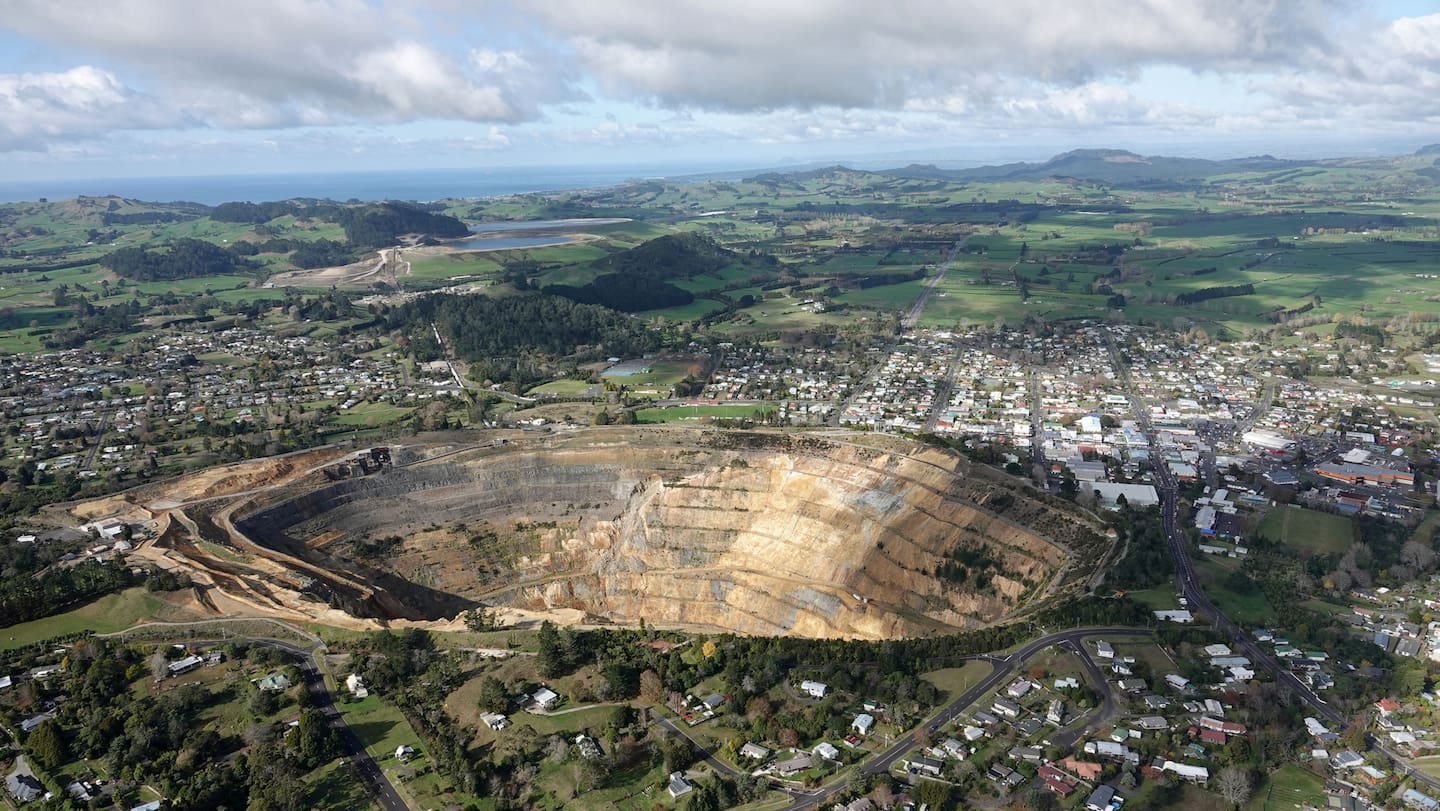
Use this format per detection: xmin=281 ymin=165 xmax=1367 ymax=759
xmin=387 ymin=291 xmax=661 ymax=363
xmin=101 ymin=238 xmax=256 ymax=281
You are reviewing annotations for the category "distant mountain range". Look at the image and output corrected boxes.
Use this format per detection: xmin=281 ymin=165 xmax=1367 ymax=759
xmin=742 ymin=146 xmax=1440 ymax=189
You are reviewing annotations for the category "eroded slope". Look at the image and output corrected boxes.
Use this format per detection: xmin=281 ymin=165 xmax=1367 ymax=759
xmin=232 ymin=429 xmax=1113 ymax=639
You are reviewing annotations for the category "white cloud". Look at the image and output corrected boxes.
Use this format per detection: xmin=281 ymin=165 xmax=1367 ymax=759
xmin=0 ymin=0 xmax=570 ymax=148
xmin=526 ymin=0 xmax=1341 ymax=112
xmin=0 ymin=66 xmax=182 ymax=151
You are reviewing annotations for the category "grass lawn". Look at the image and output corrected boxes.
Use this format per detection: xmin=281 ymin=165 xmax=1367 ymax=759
xmin=1126 ymin=581 xmax=1180 ymax=611
xmin=636 ymin=404 xmax=776 ymax=423
xmin=1413 ymin=755 xmax=1440 ymax=779
xmin=921 ymin=662 xmax=993 ymax=701
xmin=526 ymin=379 xmax=601 ymax=397
xmin=305 ymin=758 xmax=380 ymax=811
xmin=1194 ymin=556 xmax=1278 ymax=627
xmin=1256 ymin=506 xmax=1353 ymax=554
xmin=335 ymin=695 xmax=417 ymax=762
xmin=328 ymin=401 xmax=416 ymax=428
xmin=1244 ymin=764 xmax=1326 ymax=810
xmin=0 ymin=588 xmax=168 ymax=651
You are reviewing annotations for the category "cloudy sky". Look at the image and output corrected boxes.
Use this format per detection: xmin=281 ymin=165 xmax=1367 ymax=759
xmin=2 ymin=0 xmax=1438 ymax=180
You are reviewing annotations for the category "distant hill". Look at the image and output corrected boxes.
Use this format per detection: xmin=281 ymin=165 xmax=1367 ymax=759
xmin=877 ymin=149 xmax=1303 ymax=188
xmin=1417 ymin=144 xmax=1440 ymax=156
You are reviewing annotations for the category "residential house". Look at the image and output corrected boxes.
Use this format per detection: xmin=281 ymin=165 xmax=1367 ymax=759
xmin=166 ymin=654 xmax=205 ymax=677
xmin=799 ymin=680 xmax=828 ymax=699
xmin=1046 ymin=699 xmax=1065 ymax=725
xmin=992 ymin=697 xmax=1022 ymax=719
xmin=531 ymin=687 xmax=560 ymax=710
xmin=480 ymin=712 xmax=509 ymax=731
xmin=1010 ymin=745 xmax=1043 ymax=764
xmin=1085 ymin=784 xmax=1116 ymax=811
xmin=813 ymin=742 xmax=840 ymax=761
xmin=1038 ymin=764 xmax=1079 ymax=798
xmin=667 ymin=772 xmax=693 ymax=799
xmin=1137 ymin=716 xmax=1169 ymax=732
xmin=345 ymin=673 xmax=368 ymax=698
xmin=1006 ymin=678 xmax=1034 ymax=699
xmin=852 ymin=713 xmax=876 ymax=735
xmin=1330 ymin=750 xmax=1365 ymax=771
xmin=1402 ymin=788 xmax=1440 ymax=811
xmin=256 ymin=672 xmax=291 ymax=692
xmin=774 ymin=754 xmax=815 ymax=777
xmin=7 ymin=773 xmax=44 ymax=804
xmin=740 ymin=743 xmax=770 ymax=761
xmin=909 ymin=756 xmax=944 ymax=777
xmin=1161 ymin=760 xmax=1209 ymax=784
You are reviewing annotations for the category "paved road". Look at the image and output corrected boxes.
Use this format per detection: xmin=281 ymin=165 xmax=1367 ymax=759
xmin=1050 ymin=638 xmax=1115 ymax=749
xmin=1106 ymin=338 xmax=1440 ymax=794
xmin=830 ymin=237 xmax=968 ymax=427
xmin=111 ymin=631 xmax=411 ymax=811
xmin=777 ymin=627 xmax=1152 ymax=811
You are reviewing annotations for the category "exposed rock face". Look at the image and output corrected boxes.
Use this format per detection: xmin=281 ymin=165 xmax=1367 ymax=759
xmin=233 ymin=430 xmax=1112 ymax=639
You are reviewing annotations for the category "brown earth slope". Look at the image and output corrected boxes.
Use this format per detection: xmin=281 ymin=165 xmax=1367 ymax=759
xmin=227 ymin=429 xmax=1113 ymax=639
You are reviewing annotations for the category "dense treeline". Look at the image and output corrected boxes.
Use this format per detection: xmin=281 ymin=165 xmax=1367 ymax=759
xmin=546 ymin=273 xmax=694 ymax=312
xmin=547 ymin=233 xmax=776 ymax=312
xmin=591 ymin=232 xmax=736 ymax=280
xmin=1175 ymin=283 xmax=1255 ymax=305
xmin=1335 ymin=321 xmax=1388 ymax=345
xmin=99 ymin=211 xmax=199 ymax=226
xmin=853 ymin=268 xmax=927 ymax=289
xmin=0 ymin=560 xmax=137 ymax=627
xmin=0 ymin=636 xmax=340 ymax=811
xmin=101 ymin=238 xmax=255 ymax=281
xmin=1104 ymin=504 xmax=1173 ymax=590
xmin=211 ymin=201 xmax=310 ymax=223
xmin=226 ymin=237 xmax=358 ymax=268
xmin=388 ymin=292 xmax=661 ymax=363
xmin=338 ymin=202 xmax=469 ymax=247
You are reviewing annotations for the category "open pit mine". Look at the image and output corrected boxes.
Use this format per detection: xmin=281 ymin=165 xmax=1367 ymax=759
xmin=124 ymin=428 xmax=1117 ymax=640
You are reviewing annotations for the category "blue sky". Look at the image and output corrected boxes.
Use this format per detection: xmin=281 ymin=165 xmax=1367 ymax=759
xmin=1 ymin=1 xmax=1438 ymax=180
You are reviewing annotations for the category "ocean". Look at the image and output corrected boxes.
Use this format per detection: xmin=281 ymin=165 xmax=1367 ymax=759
xmin=0 ymin=163 xmax=748 ymax=206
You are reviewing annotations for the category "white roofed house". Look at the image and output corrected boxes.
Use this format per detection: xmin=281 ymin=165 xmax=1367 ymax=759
xmin=852 ymin=713 xmax=875 ymax=735
xmin=799 ymin=680 xmax=828 ymax=699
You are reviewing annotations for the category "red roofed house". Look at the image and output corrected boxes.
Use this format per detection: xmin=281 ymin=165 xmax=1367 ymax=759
xmin=1039 ymin=765 xmax=1078 ymax=798
xmin=1057 ymin=756 xmax=1103 ymax=782
xmin=1200 ymin=728 xmax=1227 ymax=746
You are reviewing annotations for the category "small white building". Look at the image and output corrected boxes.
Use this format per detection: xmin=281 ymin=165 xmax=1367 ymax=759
xmin=531 ymin=687 xmax=559 ymax=710
xmin=667 ymin=771 xmax=693 ymax=799
xmin=852 ymin=713 xmax=875 ymax=735
xmin=799 ymin=680 xmax=828 ymax=699
xmin=740 ymin=742 xmax=770 ymax=761
xmin=345 ymin=673 xmax=369 ymax=698
xmin=480 ymin=712 xmax=510 ymax=731
xmin=813 ymin=742 xmax=841 ymax=760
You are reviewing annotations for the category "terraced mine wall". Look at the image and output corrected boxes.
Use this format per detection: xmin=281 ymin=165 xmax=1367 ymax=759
xmin=232 ymin=430 xmax=1113 ymax=639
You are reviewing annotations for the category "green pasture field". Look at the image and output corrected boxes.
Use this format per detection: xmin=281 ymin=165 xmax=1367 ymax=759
xmin=643 ymin=298 xmax=728 ymax=321
xmin=405 ymin=251 xmax=506 ymax=283
xmin=1256 ymin=506 xmax=1354 ymax=554
xmin=832 ymin=278 xmax=927 ymax=310
xmin=1244 ymin=764 xmax=1326 ymax=811
xmin=0 ymin=588 xmax=167 ymax=651
xmin=636 ymin=404 xmax=776 ymax=423
xmin=1194 ymin=555 xmax=1277 ymax=626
